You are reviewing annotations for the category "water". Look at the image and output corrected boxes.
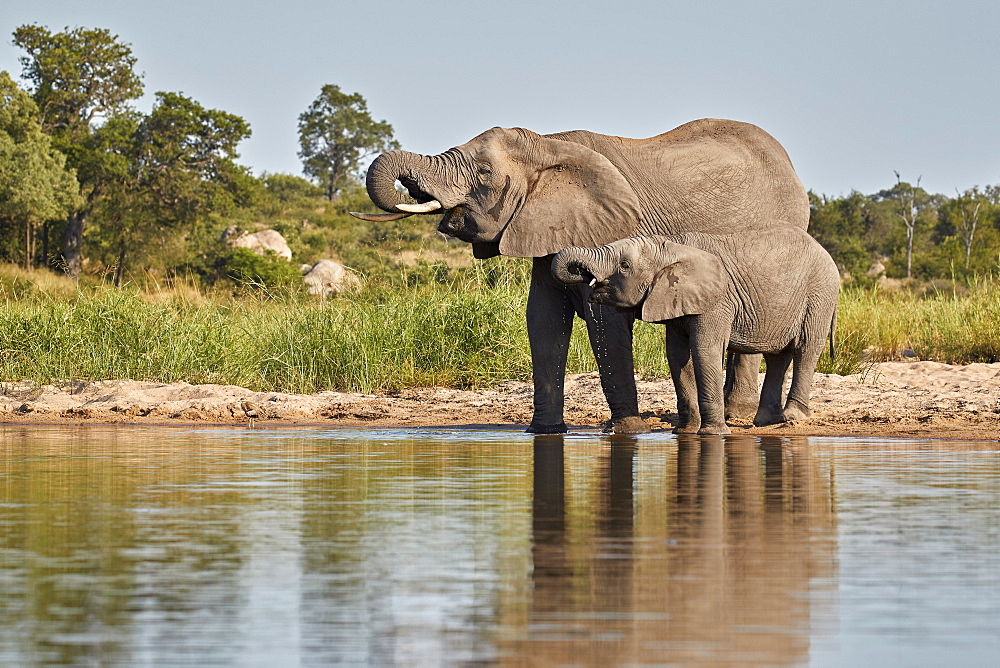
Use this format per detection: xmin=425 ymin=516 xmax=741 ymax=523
xmin=0 ymin=426 xmax=998 ymax=666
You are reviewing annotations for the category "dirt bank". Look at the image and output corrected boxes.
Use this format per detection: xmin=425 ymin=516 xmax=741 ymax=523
xmin=2 ymin=362 xmax=998 ymax=440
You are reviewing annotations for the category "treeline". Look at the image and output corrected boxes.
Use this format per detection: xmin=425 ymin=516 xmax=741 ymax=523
xmin=3 ymin=24 xmax=1000 ymax=292
xmin=0 ymin=24 xmax=431 ymax=290
xmin=810 ymin=179 xmax=1000 ymax=284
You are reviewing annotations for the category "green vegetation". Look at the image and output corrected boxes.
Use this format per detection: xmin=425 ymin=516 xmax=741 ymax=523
xmin=297 ymin=84 xmax=400 ymax=201
xmin=836 ymin=280 xmax=1000 ymax=364
xmin=809 ymin=182 xmax=1000 ymax=283
xmin=1 ymin=264 xmax=997 ymax=394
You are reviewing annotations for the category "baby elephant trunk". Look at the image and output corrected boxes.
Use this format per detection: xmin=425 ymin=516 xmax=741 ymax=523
xmin=551 ymin=246 xmax=615 ymax=286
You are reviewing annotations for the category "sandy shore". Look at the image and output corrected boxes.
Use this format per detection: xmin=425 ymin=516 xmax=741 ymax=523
xmin=1 ymin=361 xmax=998 ymax=440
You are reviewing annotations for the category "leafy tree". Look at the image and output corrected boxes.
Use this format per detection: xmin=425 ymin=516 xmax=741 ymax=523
xmin=0 ymin=71 xmax=80 ymax=268
xmin=92 ymin=91 xmax=254 ymax=285
xmin=262 ymin=172 xmax=323 ymax=203
xmin=935 ymin=186 xmax=1000 ymax=276
xmin=871 ymin=175 xmax=939 ymax=279
xmin=297 ymin=84 xmax=399 ymax=201
xmin=948 ymin=187 xmax=984 ymax=270
xmin=12 ymin=24 xmax=144 ymax=277
xmin=12 ymin=24 xmax=143 ymax=139
xmin=808 ymin=191 xmax=871 ymax=276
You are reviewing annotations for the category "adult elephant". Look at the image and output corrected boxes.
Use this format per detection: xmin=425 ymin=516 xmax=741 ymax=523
xmin=350 ymin=119 xmax=809 ymax=434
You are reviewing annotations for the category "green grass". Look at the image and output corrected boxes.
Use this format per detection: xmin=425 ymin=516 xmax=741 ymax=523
xmin=835 ymin=280 xmax=1000 ymax=364
xmin=1 ymin=264 xmax=998 ymax=394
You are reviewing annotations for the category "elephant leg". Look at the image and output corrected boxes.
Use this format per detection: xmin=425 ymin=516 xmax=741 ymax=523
xmin=754 ymin=350 xmax=793 ymax=427
xmin=689 ymin=323 xmax=730 ymax=435
xmin=665 ymin=323 xmax=700 ymax=433
xmin=581 ymin=300 xmax=648 ymax=434
xmin=525 ymin=258 xmax=574 ymax=433
xmin=724 ymin=352 xmax=762 ymax=420
xmin=783 ymin=339 xmax=826 ymax=422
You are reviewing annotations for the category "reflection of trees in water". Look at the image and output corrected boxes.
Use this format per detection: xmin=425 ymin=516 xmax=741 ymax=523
xmin=297 ymin=440 xmax=534 ymax=665
xmin=510 ymin=434 xmax=838 ymax=666
xmin=0 ymin=427 xmax=251 ymax=665
xmin=1 ymin=429 xmax=838 ymax=665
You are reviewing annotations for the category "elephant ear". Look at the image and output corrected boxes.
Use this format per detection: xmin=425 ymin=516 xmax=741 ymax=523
xmin=498 ymin=137 xmax=642 ymax=258
xmin=641 ymin=242 xmax=728 ymax=322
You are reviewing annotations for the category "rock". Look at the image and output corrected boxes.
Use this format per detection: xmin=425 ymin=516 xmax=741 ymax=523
xmin=225 ymin=229 xmax=292 ymax=260
xmin=866 ymin=260 xmax=886 ymax=277
xmin=302 ymin=259 xmax=362 ymax=296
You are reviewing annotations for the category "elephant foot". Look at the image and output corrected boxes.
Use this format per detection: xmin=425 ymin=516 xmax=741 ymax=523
xmin=753 ymin=409 xmax=785 ymax=427
xmin=604 ymin=416 xmax=651 ymax=435
xmin=782 ymin=403 xmax=812 ymax=422
xmin=526 ymin=422 xmax=568 ymax=434
xmin=673 ymin=424 xmax=701 ymax=434
xmin=698 ymin=423 xmax=731 ymax=436
xmin=725 ymin=400 xmax=758 ymax=421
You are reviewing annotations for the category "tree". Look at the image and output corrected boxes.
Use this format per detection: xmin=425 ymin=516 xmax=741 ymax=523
xmin=12 ymin=24 xmax=144 ymax=277
xmin=935 ymin=186 xmax=1000 ymax=276
xmin=871 ymin=173 xmax=938 ymax=279
xmin=93 ymin=91 xmax=254 ymax=285
xmin=808 ymin=190 xmax=871 ymax=276
xmin=0 ymin=71 xmax=80 ymax=268
xmin=894 ymin=171 xmax=921 ymax=279
xmin=297 ymin=84 xmax=399 ymax=201
xmin=12 ymin=24 xmax=143 ymax=139
xmin=951 ymin=187 xmax=985 ymax=270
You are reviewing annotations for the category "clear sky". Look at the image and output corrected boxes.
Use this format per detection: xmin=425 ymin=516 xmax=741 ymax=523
xmin=3 ymin=0 xmax=998 ymax=197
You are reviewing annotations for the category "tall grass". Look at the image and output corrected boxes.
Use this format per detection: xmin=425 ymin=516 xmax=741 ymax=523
xmin=0 ymin=276 xmax=530 ymax=394
xmin=1 ymin=265 xmax=997 ymax=394
xmin=836 ymin=279 xmax=1000 ymax=364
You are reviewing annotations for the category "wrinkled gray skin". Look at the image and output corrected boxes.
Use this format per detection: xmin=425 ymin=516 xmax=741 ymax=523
xmin=552 ymin=230 xmax=839 ymax=435
xmin=351 ymin=119 xmax=809 ymax=434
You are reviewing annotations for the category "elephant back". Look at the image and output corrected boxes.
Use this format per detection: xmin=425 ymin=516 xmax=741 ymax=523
xmin=547 ymin=119 xmax=809 ymax=235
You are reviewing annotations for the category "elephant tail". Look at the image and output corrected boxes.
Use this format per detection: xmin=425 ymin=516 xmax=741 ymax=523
xmin=828 ymin=308 xmax=838 ymax=362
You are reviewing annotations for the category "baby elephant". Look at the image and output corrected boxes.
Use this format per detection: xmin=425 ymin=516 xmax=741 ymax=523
xmin=552 ymin=228 xmax=839 ymax=435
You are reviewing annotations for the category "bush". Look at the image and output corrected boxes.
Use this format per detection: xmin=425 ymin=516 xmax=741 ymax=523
xmin=223 ymin=248 xmax=303 ymax=293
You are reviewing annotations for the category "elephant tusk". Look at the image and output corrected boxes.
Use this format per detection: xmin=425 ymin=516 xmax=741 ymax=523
xmin=396 ymin=200 xmax=443 ymax=213
xmin=349 ymin=211 xmax=414 ymax=221
xmin=589 ymin=278 xmax=597 ymax=287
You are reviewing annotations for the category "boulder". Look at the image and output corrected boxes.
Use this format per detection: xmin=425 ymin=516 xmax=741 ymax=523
xmin=225 ymin=228 xmax=292 ymax=260
xmin=866 ymin=259 xmax=886 ymax=277
xmin=303 ymin=259 xmax=362 ymax=296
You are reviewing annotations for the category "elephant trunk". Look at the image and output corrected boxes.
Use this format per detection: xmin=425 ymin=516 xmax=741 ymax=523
xmin=365 ymin=150 xmax=430 ymax=212
xmin=551 ymin=246 xmax=616 ymax=285
xmin=365 ymin=149 xmax=469 ymax=210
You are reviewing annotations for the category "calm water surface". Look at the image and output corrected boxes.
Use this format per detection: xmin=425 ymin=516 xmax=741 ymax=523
xmin=0 ymin=426 xmax=998 ymax=666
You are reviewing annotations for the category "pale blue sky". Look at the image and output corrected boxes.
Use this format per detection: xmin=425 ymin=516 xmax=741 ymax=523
xmin=3 ymin=0 xmax=998 ymax=197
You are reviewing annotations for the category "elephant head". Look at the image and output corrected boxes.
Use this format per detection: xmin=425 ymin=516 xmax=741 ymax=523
xmin=552 ymin=236 xmax=728 ymax=322
xmin=351 ymin=127 xmax=643 ymax=259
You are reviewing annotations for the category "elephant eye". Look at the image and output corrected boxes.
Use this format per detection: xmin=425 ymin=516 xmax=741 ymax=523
xmin=620 ymin=259 xmax=631 ymax=271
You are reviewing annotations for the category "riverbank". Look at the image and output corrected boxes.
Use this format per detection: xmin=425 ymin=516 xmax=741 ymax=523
xmin=2 ymin=361 xmax=997 ymax=440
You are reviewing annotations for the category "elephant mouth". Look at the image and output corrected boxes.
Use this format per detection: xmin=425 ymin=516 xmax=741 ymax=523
xmin=588 ymin=285 xmax=611 ymax=303
xmin=438 ymin=205 xmax=491 ymax=244
xmin=590 ymin=285 xmax=632 ymax=309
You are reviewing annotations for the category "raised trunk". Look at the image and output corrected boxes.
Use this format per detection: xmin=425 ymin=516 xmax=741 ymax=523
xmin=551 ymin=247 xmax=614 ymax=285
xmin=365 ymin=150 xmax=433 ymax=212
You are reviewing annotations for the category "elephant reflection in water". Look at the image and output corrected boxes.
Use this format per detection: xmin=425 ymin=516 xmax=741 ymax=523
xmin=531 ymin=435 xmax=636 ymax=617
xmin=508 ymin=435 xmax=837 ymax=666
